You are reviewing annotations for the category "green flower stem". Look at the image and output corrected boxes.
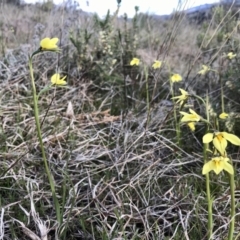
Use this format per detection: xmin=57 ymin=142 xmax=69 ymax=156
xmin=29 ymin=56 xmax=61 ymax=224
xmin=144 ymin=66 xmax=150 ymax=128
xmin=165 ymin=63 xmax=181 ymax=146
xmin=228 ymin=172 xmax=235 ymax=240
xmin=192 ymin=94 xmax=206 ymax=107
xmin=170 ymin=83 xmax=181 ymax=146
xmin=204 ymin=145 xmax=213 ymax=240
xmin=204 ymin=95 xmax=213 ymax=239
xmin=220 ymin=76 xmax=225 ymax=113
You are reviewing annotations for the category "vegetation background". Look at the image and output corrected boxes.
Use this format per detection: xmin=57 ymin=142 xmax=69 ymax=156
xmin=1 ymin=0 xmax=240 ymax=239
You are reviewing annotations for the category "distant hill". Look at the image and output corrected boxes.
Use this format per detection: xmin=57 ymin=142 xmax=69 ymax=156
xmin=185 ymin=3 xmax=219 ymax=23
xmin=145 ymin=3 xmax=218 ymax=23
xmin=186 ymin=3 xmax=217 ymax=14
xmin=167 ymin=1 xmax=240 ymax=24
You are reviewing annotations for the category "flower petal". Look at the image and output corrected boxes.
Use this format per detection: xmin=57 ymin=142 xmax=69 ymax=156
xmin=171 ymin=96 xmax=181 ymax=100
xmin=213 ymin=136 xmax=227 ymax=156
xmin=213 ymin=160 xmax=225 ymax=174
xmin=152 ymin=60 xmax=162 ymax=69
xmin=40 ymin=37 xmax=59 ymax=50
xmin=202 ymin=133 xmax=213 ymax=143
xmin=180 ymin=115 xmax=195 ymax=122
xmin=130 ymin=58 xmax=140 ymax=66
xmin=219 ymin=112 xmax=228 ymax=119
xmin=51 ymin=73 xmax=60 ymax=84
xmin=51 ymin=38 xmax=59 ymax=45
xmin=202 ymin=161 xmax=215 ymax=175
xmin=58 ymin=80 xmax=67 ymax=85
xmin=171 ymin=74 xmax=182 ymax=82
xmin=40 ymin=38 xmax=50 ymax=48
xmin=222 ymin=132 xmax=240 ymax=146
xmin=187 ymin=122 xmax=195 ymax=131
xmin=227 ymin=52 xmax=236 ymax=59
xmin=198 ymin=65 xmax=210 ymax=75
xmin=179 ymin=111 xmax=188 ymax=116
xmin=223 ymin=161 xmax=234 ymax=175
xmin=179 ymin=88 xmax=188 ymax=95
xmin=189 ymin=109 xmax=197 ymax=115
xmin=51 ymin=73 xmax=67 ymax=85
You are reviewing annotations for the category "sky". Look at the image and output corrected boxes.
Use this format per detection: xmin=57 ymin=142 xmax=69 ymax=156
xmin=24 ymin=0 xmax=220 ymax=17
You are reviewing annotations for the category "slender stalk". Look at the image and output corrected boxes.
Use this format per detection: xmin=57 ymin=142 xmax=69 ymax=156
xmin=170 ymin=82 xmax=181 ymax=146
xmin=204 ymin=145 xmax=213 ymax=239
xmin=220 ymin=75 xmax=225 ymax=113
xmin=28 ymin=56 xmax=61 ymax=224
xmin=144 ymin=67 xmax=150 ymax=129
xmin=228 ymin=172 xmax=235 ymax=240
xmin=204 ymin=95 xmax=213 ymax=239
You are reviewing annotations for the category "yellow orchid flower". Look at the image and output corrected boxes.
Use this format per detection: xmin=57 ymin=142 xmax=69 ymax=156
xmin=180 ymin=109 xmax=201 ymax=122
xmin=219 ymin=112 xmax=228 ymax=119
xmin=172 ymin=88 xmax=189 ymax=107
xmin=203 ymin=131 xmax=240 ymax=156
xmin=40 ymin=37 xmax=59 ymax=51
xmin=202 ymin=156 xmax=233 ymax=175
xmin=198 ymin=65 xmax=210 ymax=75
xmin=152 ymin=60 xmax=162 ymax=69
xmin=130 ymin=58 xmax=140 ymax=66
xmin=170 ymin=74 xmax=182 ymax=83
xmin=51 ymin=73 xmax=67 ymax=85
xmin=227 ymin=52 xmax=236 ymax=60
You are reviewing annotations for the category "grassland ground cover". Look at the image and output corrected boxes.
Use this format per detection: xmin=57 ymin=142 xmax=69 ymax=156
xmin=1 ymin=1 xmax=240 ymax=239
